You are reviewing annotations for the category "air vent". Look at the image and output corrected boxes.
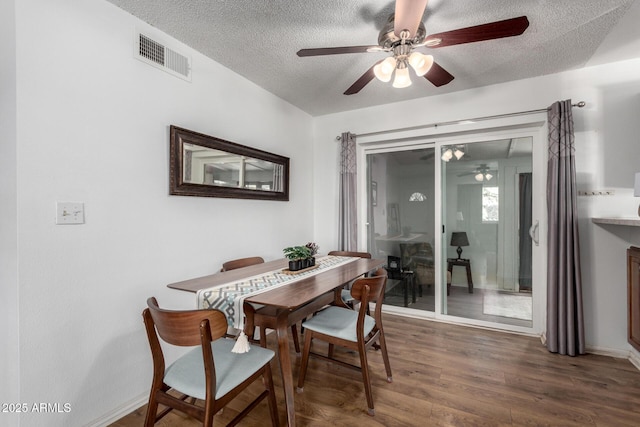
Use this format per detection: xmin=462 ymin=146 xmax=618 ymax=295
xmin=135 ymin=31 xmax=191 ymax=82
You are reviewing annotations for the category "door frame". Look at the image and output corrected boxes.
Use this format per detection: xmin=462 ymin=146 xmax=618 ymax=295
xmin=356 ymin=114 xmax=548 ymax=336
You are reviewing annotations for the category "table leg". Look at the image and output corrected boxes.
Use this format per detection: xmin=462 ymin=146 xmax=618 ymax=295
xmin=411 ymin=274 xmax=416 ymax=303
xmin=465 ymin=264 xmax=474 ymax=293
xmin=403 ymin=277 xmax=408 ymax=307
xmin=275 ymin=311 xmax=296 ymax=427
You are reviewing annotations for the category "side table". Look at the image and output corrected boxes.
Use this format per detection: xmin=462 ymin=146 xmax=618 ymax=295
xmin=447 ymin=258 xmax=473 ymax=294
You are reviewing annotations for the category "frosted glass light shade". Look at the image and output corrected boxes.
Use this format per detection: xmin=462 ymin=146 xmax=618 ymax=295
xmin=441 ymin=149 xmax=453 ymax=162
xmin=454 ymin=148 xmax=464 ymax=160
xmin=373 ymin=57 xmax=397 ymax=82
xmin=475 ymin=173 xmax=484 ymax=182
xmin=485 ymin=173 xmax=493 ymax=181
xmin=392 ymin=67 xmax=412 ymax=88
xmin=408 ymin=52 xmax=434 ymax=76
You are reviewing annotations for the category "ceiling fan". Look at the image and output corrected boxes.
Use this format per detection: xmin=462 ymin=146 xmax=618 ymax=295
xmin=458 ymin=164 xmax=495 ymax=181
xmin=297 ymin=0 xmax=529 ymax=95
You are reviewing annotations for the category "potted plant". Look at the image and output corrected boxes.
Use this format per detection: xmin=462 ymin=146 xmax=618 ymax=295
xmin=305 ymin=242 xmax=319 ymax=267
xmin=283 ymin=245 xmax=312 ymax=271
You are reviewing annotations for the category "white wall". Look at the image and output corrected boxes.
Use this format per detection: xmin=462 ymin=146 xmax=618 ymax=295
xmin=6 ymin=1 xmax=640 ymax=424
xmin=1 ymin=0 xmax=20 ymax=419
xmin=8 ymin=0 xmax=314 ymax=425
xmin=313 ymin=58 xmax=640 ymax=358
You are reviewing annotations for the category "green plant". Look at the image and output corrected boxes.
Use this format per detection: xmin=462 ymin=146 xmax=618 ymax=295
xmin=283 ymin=245 xmax=312 ymax=260
xmin=305 ymin=242 xmax=319 ymax=256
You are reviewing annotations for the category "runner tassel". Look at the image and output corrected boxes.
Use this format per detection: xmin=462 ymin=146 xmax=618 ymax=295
xmin=231 ymin=331 xmax=251 ymax=353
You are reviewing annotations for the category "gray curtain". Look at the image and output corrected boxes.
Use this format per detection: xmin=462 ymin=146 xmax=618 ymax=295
xmin=546 ymin=100 xmax=585 ymax=356
xmin=339 ymin=132 xmax=357 ymax=251
xmin=519 ymin=173 xmax=532 ymax=291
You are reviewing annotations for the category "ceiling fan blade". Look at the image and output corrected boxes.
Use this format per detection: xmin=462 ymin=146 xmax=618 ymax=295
xmin=344 ymin=61 xmax=381 ymax=95
xmin=425 ymin=16 xmax=529 ymax=48
xmin=394 ymin=0 xmax=428 ymax=38
xmin=424 ymin=61 xmax=454 ymax=87
xmin=297 ymin=46 xmax=381 ymax=57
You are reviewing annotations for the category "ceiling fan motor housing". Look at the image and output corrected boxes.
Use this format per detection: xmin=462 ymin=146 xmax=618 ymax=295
xmin=378 ymin=14 xmax=427 ymax=49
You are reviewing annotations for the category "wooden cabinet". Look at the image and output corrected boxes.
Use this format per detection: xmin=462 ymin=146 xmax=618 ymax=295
xmin=628 ymin=246 xmax=640 ymax=352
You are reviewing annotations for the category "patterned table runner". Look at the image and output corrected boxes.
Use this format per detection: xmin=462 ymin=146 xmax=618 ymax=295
xmin=196 ymin=255 xmax=357 ymax=330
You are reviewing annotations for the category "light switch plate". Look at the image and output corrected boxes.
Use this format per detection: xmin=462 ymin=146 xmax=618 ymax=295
xmin=56 ymin=202 xmax=85 ymax=225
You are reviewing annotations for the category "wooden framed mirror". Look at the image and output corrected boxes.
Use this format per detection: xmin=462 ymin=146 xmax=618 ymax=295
xmin=169 ymin=126 xmax=289 ymax=201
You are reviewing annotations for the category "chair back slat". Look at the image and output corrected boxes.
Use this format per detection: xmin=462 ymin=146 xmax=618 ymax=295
xmin=146 ymin=297 xmax=227 ymax=347
xmin=350 ymin=274 xmax=386 ymax=304
xmin=221 ymin=256 xmax=265 ymax=272
xmin=327 ymin=250 xmax=371 ymax=259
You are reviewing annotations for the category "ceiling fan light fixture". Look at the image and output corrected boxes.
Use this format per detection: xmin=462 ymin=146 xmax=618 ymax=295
xmin=453 ymin=147 xmax=465 ymax=160
xmin=441 ymin=148 xmax=453 ymax=162
xmin=408 ymin=52 xmax=434 ymax=76
xmin=392 ymin=66 xmax=412 ymax=88
xmin=374 ymin=57 xmax=397 ymax=82
xmin=485 ymin=173 xmax=493 ymax=181
xmin=475 ymin=173 xmax=484 ymax=182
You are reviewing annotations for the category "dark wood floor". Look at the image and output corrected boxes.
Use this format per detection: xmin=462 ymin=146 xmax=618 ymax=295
xmin=385 ymin=283 xmax=533 ymax=328
xmin=113 ymin=314 xmax=640 ymax=426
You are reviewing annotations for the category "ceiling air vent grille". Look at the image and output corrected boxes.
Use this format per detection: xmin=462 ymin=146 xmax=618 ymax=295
xmin=135 ymin=31 xmax=191 ymax=82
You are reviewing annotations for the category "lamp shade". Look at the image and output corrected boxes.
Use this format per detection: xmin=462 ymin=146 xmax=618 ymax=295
xmin=392 ymin=66 xmax=412 ymax=88
xmin=373 ymin=57 xmax=396 ymax=82
xmin=408 ymin=52 xmax=434 ymax=76
xmin=450 ymin=232 xmax=469 ymax=247
xmin=441 ymin=148 xmax=453 ymax=162
xmin=635 ymin=172 xmax=640 ymax=197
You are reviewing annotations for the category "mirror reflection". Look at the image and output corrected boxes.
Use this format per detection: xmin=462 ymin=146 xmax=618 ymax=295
xmin=183 ymin=144 xmax=283 ymax=192
xmin=170 ymin=126 xmax=289 ymax=201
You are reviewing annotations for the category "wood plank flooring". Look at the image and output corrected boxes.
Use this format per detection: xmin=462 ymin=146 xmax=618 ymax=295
xmin=385 ymin=284 xmax=533 ymax=328
xmin=112 ymin=314 xmax=640 ymax=426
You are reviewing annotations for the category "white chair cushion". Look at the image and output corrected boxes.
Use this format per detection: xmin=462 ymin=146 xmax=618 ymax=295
xmin=341 ymin=289 xmax=355 ymax=303
xmin=302 ymin=306 xmax=375 ymax=342
xmin=164 ymin=337 xmax=274 ymax=400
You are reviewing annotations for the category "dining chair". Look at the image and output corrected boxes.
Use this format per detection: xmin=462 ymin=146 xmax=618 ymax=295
xmin=385 ymin=255 xmax=416 ymax=307
xmin=296 ymin=269 xmax=392 ymax=416
xmin=220 ymin=256 xmax=265 ymax=272
xmin=220 ymin=256 xmax=301 ymax=352
xmin=327 ymin=250 xmax=372 ymax=308
xmin=142 ymin=297 xmax=279 ymax=427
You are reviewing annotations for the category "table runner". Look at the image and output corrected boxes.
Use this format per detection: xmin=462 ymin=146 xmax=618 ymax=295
xmin=197 ymin=255 xmax=358 ymax=352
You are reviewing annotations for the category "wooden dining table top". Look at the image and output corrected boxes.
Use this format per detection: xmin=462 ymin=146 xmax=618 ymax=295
xmin=167 ymin=256 xmax=385 ymax=310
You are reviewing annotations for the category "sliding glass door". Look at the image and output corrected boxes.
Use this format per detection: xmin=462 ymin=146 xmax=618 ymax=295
xmin=366 ymin=147 xmax=436 ymax=312
xmin=362 ymin=127 xmax=543 ymax=333
xmin=441 ymin=138 xmax=534 ymax=328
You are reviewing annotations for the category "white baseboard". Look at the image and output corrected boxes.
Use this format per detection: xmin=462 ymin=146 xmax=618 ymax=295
xmin=629 ymin=349 xmax=640 ymax=371
xmin=585 ymin=345 xmax=630 ymax=359
xmin=85 ymin=392 xmax=147 ymax=427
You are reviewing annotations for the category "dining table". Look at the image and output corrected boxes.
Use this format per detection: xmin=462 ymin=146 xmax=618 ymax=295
xmin=167 ymin=255 xmax=385 ymax=427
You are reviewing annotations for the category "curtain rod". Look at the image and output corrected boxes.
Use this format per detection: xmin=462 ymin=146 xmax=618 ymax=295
xmin=336 ymin=101 xmax=586 ymax=140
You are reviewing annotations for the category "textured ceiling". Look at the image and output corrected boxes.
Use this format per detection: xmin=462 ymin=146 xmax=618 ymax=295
xmin=106 ymin=0 xmax=640 ymax=116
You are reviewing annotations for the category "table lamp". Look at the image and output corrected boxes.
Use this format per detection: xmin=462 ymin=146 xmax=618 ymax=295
xmin=635 ymin=173 xmax=640 ymax=217
xmin=450 ymin=232 xmax=469 ymax=259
